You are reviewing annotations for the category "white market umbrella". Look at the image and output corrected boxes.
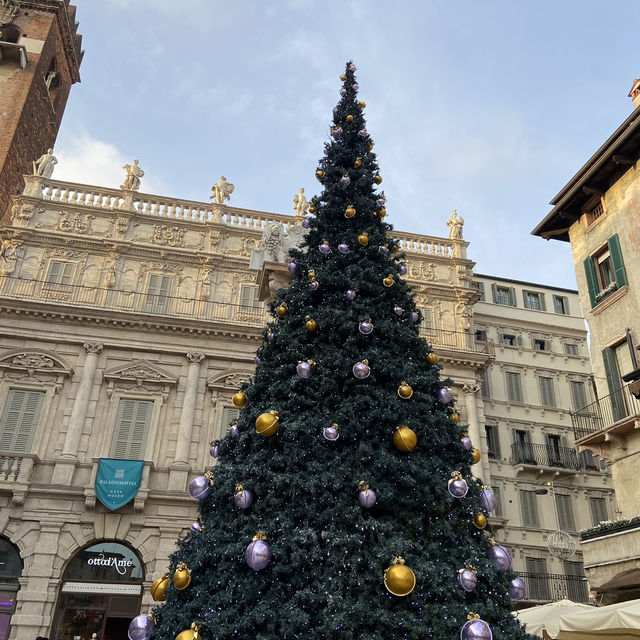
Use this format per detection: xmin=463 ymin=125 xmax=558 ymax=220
xmin=555 ymin=597 xmax=640 ymax=640
xmin=514 ymin=599 xmax=594 ymax=639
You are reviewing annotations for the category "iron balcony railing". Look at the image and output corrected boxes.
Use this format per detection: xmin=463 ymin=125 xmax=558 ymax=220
xmin=519 ymin=572 xmax=589 ymax=603
xmin=420 ymin=329 xmax=494 ymax=356
xmin=571 ymin=381 xmax=640 ymax=441
xmin=511 ymin=442 xmax=581 ymax=470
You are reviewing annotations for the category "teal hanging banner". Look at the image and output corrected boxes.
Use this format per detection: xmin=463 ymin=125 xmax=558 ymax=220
xmin=95 ymin=459 xmax=144 ymax=510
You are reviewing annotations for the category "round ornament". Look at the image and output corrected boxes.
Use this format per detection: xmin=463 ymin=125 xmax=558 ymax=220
xmin=397 ymin=382 xmax=413 ymax=399
xmin=358 ymin=100 xmax=366 ymax=108
xmin=352 ymin=360 xmax=370 ymax=379
xmin=383 ymin=275 xmax=395 ymax=287
xmin=345 ymin=289 xmax=357 ymax=301
xmin=461 ymin=615 xmax=493 ymax=640
xmin=374 ymin=174 xmax=383 ymax=184
xmin=488 ymin=541 xmax=511 ymax=572
xmin=319 ymin=242 xmax=331 ymax=255
xmin=333 ymin=106 xmax=338 ymax=115
xmin=189 ymin=520 xmax=203 ymax=533
xmin=350 ymin=63 xmax=357 ymax=71
xmin=508 ymin=576 xmax=527 ymax=600
xmin=377 ymin=197 xmax=386 ymax=206
xmin=480 ymin=487 xmax=497 ymax=512
xmin=315 ymin=169 xmax=324 ymax=179
xmin=426 ymin=352 xmax=438 ymax=365
xmin=309 ymin=279 xmax=319 ymax=291
xmin=410 ymin=311 xmax=420 ymax=323
xmin=305 ymin=317 xmax=318 ymax=332
xmin=379 ymin=244 xmax=389 ymax=254
xmin=448 ymin=471 xmax=469 ymax=498
xmin=254 ymin=356 xmax=262 ymax=366
xmin=450 ymin=412 xmax=460 ymax=424
xmin=150 ymin=575 xmax=169 ymax=601
xmin=352 ymin=83 xmax=359 ymax=90
xmin=384 ymin=557 xmax=416 ymax=596
xmin=309 ymin=204 xmax=317 ymax=213
xmin=173 ymin=562 xmax=192 ymax=590
xmin=302 ymin=218 xmax=311 ymax=229
xmin=128 ymin=615 xmax=154 ymax=640
xmin=245 ymin=532 xmax=272 ymax=571
xmin=287 ymin=261 xmax=296 ymax=274
xmin=232 ymin=391 xmax=248 ymax=408
xmin=377 ymin=208 xmax=387 ymax=218
xmin=333 ymin=126 xmax=343 ymax=137
xmin=339 ymin=74 xmax=346 ymax=81
xmin=438 ymin=387 xmax=453 ymax=404
xmin=256 ymin=410 xmax=279 ymax=437
xmin=276 ymin=303 xmax=287 ymax=318
xmin=471 ymin=449 xmax=482 ymax=464
xmin=393 ymin=426 xmax=417 ymax=452
xmin=358 ymin=320 xmax=374 ymax=335
xmin=355 ymin=157 xmax=362 ymax=167
xmin=398 ymin=263 xmax=408 ymax=276
xmin=209 ymin=441 xmax=220 ymax=458
xmin=234 ymin=483 xmax=254 ymax=510
xmin=338 ymin=243 xmax=350 ymax=254
xmin=344 ymin=205 xmax=356 ymax=218
xmin=346 ymin=114 xmax=354 ymax=122
xmin=358 ymin=127 xmax=367 ymax=137
xmin=189 ymin=472 xmax=214 ymax=500
xmin=394 ymin=305 xmax=404 ymax=315
xmin=323 ymin=423 xmax=340 ymax=441
xmin=358 ymin=481 xmax=376 ymax=508
xmin=357 ymin=232 xmax=369 ymax=246
xmin=296 ymin=360 xmax=314 ymax=379
xmin=229 ymin=421 xmax=240 ymax=438
xmin=176 ymin=624 xmax=201 ymax=640
xmin=267 ymin=330 xmax=275 ymax=342
xmin=341 ymin=175 xmax=351 ymax=187
xmin=457 ymin=567 xmax=478 ymax=592
xmin=461 ymin=433 xmax=472 ymax=450
xmin=473 ymin=513 xmax=487 ymax=529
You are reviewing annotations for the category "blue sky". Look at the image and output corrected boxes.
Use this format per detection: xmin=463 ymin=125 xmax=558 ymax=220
xmin=55 ymin=1 xmax=640 ymax=290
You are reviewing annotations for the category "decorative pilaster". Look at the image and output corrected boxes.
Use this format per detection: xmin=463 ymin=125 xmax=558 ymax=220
xmin=463 ymin=383 xmax=490 ymax=481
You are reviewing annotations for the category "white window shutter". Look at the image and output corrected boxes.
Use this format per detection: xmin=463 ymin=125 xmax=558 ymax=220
xmin=111 ymin=399 xmax=153 ymax=459
xmin=0 ymin=389 xmax=45 ymax=452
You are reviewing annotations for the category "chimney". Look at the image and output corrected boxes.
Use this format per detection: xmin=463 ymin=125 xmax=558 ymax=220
xmin=629 ymin=79 xmax=640 ymax=109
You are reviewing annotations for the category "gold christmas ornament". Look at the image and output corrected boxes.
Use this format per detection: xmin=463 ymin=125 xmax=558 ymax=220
xmin=358 ymin=100 xmax=366 ymax=108
xmin=473 ymin=513 xmax=487 ymax=529
xmin=308 ymin=269 xmax=316 ymax=279
xmin=377 ymin=208 xmax=387 ymax=218
xmin=256 ymin=410 xmax=279 ymax=437
xmin=357 ymin=232 xmax=369 ymax=246
xmin=393 ymin=426 xmax=417 ymax=453
xmin=345 ymin=205 xmax=356 ymax=219
xmin=232 ymin=391 xmax=248 ymax=408
xmin=397 ymin=382 xmax=414 ymax=399
xmin=391 ymin=244 xmax=400 ymax=254
xmin=340 ymin=74 xmax=346 ymax=81
xmin=374 ymin=174 xmax=383 ymax=184
xmin=176 ymin=623 xmax=201 ymax=640
xmin=383 ymin=274 xmax=395 ymax=287
xmin=309 ymin=204 xmax=316 ymax=214
xmin=276 ymin=303 xmax=287 ymax=318
xmin=369 ymin=142 xmax=374 ymax=150
xmin=426 ymin=353 xmax=438 ymax=365
xmin=355 ymin=157 xmax=362 ymax=168
xmin=173 ymin=562 xmax=192 ymax=590
xmin=315 ymin=169 xmax=325 ymax=179
xmin=305 ymin=316 xmax=318 ymax=332
xmin=384 ymin=557 xmax=416 ymax=596
xmin=471 ymin=448 xmax=481 ymax=464
xmin=450 ymin=412 xmax=460 ymax=424
xmin=346 ymin=114 xmax=354 ymax=122
xmin=150 ymin=575 xmax=169 ymax=601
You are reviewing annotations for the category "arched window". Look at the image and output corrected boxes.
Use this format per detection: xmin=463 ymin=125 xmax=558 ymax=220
xmin=0 ymin=537 xmax=23 ymax=640
xmin=45 ymin=56 xmax=60 ymax=106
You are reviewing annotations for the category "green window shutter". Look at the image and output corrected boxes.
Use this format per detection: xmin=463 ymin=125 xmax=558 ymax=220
xmin=589 ymin=497 xmax=608 ymax=525
xmin=520 ymin=490 xmax=539 ymax=527
xmin=491 ymin=283 xmax=498 ymax=303
xmin=508 ymin=287 xmax=516 ymax=307
xmin=608 ymin=234 xmax=628 ymax=288
xmin=583 ymin=256 xmax=598 ymax=308
xmin=570 ymin=381 xmax=587 ymax=411
xmin=0 ymin=389 xmax=45 ymax=452
xmin=111 ymin=399 xmax=153 ymax=459
xmin=539 ymin=293 xmax=546 ymax=311
xmin=556 ymin=494 xmax=575 ymax=531
xmin=602 ymin=347 xmax=626 ymax=421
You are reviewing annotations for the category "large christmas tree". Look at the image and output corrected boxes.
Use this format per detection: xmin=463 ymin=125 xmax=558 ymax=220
xmin=144 ymin=63 xmax=533 ymax=640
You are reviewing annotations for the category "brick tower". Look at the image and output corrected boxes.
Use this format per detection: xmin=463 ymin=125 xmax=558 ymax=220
xmin=0 ymin=0 xmax=82 ymax=221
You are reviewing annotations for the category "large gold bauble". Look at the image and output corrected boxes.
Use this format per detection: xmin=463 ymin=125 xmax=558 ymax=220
xmin=383 ymin=275 xmax=394 ymax=287
xmin=173 ymin=563 xmax=192 ymax=590
xmin=358 ymin=101 xmax=367 ymax=108
xmin=384 ymin=559 xmax=416 ymax=596
xmin=357 ymin=232 xmax=369 ymax=246
xmin=232 ymin=392 xmax=248 ymax=408
xmin=176 ymin=624 xmax=201 ymax=640
xmin=340 ymin=74 xmax=346 ymax=81
xmin=377 ymin=208 xmax=387 ymax=218
xmin=355 ymin=157 xmax=362 ymax=168
xmin=150 ymin=575 xmax=169 ymax=601
xmin=471 ymin=448 xmax=481 ymax=464
xmin=256 ymin=411 xmax=279 ymax=437
xmin=345 ymin=205 xmax=356 ymax=219
xmin=450 ymin=412 xmax=460 ymax=424
xmin=276 ymin=303 xmax=287 ymax=318
xmin=309 ymin=204 xmax=316 ymax=214
xmin=346 ymin=114 xmax=354 ymax=122
xmin=305 ymin=318 xmax=318 ymax=332
xmin=374 ymin=174 xmax=383 ymax=184
xmin=393 ymin=426 xmax=417 ymax=453
xmin=473 ymin=513 xmax=487 ymax=529
xmin=397 ymin=382 xmax=413 ymax=399
xmin=426 ymin=353 xmax=438 ymax=365
xmin=315 ymin=169 xmax=325 ymax=179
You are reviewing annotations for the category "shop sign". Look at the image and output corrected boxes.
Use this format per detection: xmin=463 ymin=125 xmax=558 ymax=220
xmin=95 ymin=458 xmax=144 ymax=510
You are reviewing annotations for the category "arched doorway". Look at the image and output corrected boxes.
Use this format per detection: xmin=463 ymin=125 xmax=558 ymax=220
xmin=51 ymin=541 xmax=144 ymax=640
xmin=0 ymin=537 xmax=22 ymax=640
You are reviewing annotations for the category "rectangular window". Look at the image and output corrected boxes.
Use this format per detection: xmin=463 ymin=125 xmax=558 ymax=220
xmin=238 ymin=285 xmax=262 ymax=320
xmin=222 ymin=407 xmax=240 ymax=434
xmin=584 ymin=234 xmax=628 ymax=307
xmin=570 ymin=381 xmax=588 ymax=411
xmin=421 ymin=308 xmax=434 ymax=330
xmin=563 ymin=561 xmax=588 ymax=602
xmin=500 ymin=334 xmax=516 ymax=347
xmin=523 ymin=290 xmax=546 ymax=311
xmin=564 ymin=343 xmax=579 ymax=356
xmin=143 ymin=274 xmax=173 ymax=315
xmin=506 ymin=372 xmax=523 ymax=403
xmin=553 ymin=295 xmax=570 ymax=315
xmin=45 ymin=260 xmax=74 ymax=286
xmin=555 ymin=493 xmax=576 ymax=531
xmin=525 ymin=557 xmax=550 ymax=600
xmin=585 ymin=199 xmax=605 ymax=226
xmin=538 ymin=376 xmax=556 ymax=407
xmin=493 ymin=285 xmax=514 ymax=306
xmin=475 ymin=329 xmax=487 ymax=342
xmin=589 ymin=497 xmax=608 ymax=525
xmin=492 ymin=485 xmax=503 ymax=518
xmin=471 ymin=281 xmax=485 ymax=301
xmin=485 ymin=425 xmax=500 ymax=458
xmin=533 ymin=339 xmax=548 ymax=351
xmin=0 ymin=389 xmax=45 ymax=452
xmin=110 ymin=399 xmax=153 ymax=459
xmin=480 ymin=370 xmax=491 ymax=399
xmin=581 ymin=449 xmax=600 ymax=471
xmin=520 ymin=490 xmax=540 ymax=527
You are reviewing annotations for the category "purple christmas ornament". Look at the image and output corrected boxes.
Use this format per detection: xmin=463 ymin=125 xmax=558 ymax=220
xmin=345 ymin=289 xmax=357 ymax=301
xmin=349 ymin=62 xmax=356 ymax=71
xmin=358 ymin=320 xmax=374 ymax=335
xmin=352 ymin=83 xmax=359 ymax=91
xmin=309 ymin=280 xmax=319 ymax=291
xmin=254 ymin=356 xmax=262 ymax=366
xmin=379 ymin=245 xmax=389 ymax=254
xmin=376 ymin=197 xmax=386 ymax=206
xmin=319 ymin=242 xmax=331 ymax=255
xmin=340 ymin=88 xmax=347 ymax=97
xmin=480 ymin=487 xmax=497 ymax=512
xmin=488 ymin=544 xmax=511 ymax=572
xmin=245 ymin=535 xmax=272 ymax=571
xmin=333 ymin=127 xmax=343 ymax=138
xmin=460 ymin=618 xmax=492 ymax=640
xmin=438 ymin=387 xmax=453 ymax=404
xmin=287 ymin=261 xmax=297 ymax=274
xmin=457 ymin=568 xmax=478 ymax=592
xmin=398 ymin=263 xmax=408 ymax=276
xmin=508 ymin=576 xmax=527 ymax=600
xmin=333 ymin=106 xmax=338 ymax=115
xmin=209 ymin=442 xmax=220 ymax=458
xmin=358 ymin=483 xmax=376 ymax=508
xmin=447 ymin=474 xmax=469 ymax=498
xmin=340 ymin=175 xmax=351 ymax=187
xmin=323 ymin=424 xmax=340 ymax=441
xmin=462 ymin=436 xmax=473 ymax=450
xmin=338 ymin=243 xmax=350 ymax=254
xmin=190 ymin=520 xmax=202 ymax=533
xmin=352 ymin=361 xmax=370 ymax=379
xmin=296 ymin=361 xmax=313 ymax=379
xmin=394 ymin=305 xmax=404 ymax=316
xmin=189 ymin=474 xmax=213 ymax=500
xmin=267 ymin=331 xmax=275 ymax=342
xmin=358 ymin=128 xmax=368 ymax=137
xmin=234 ymin=485 xmax=254 ymax=510
xmin=409 ymin=311 xmax=420 ymax=323
xmin=301 ymin=217 xmax=311 ymax=229
xmin=229 ymin=422 xmax=240 ymax=438
xmin=128 ymin=615 xmax=154 ymax=640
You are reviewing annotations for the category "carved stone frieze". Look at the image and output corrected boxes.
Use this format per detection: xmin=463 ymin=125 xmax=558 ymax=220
xmin=224 ymin=373 xmax=251 ymax=387
xmin=103 ymin=360 xmax=178 ymax=386
xmin=0 ymin=239 xmax=23 ymax=276
xmin=12 ymin=353 xmax=54 ymax=369
xmin=153 ymin=225 xmax=185 ymax=248
xmin=241 ymin=238 xmax=259 ymax=257
xmin=43 ymin=248 xmax=88 ymax=260
xmin=138 ymin=261 xmax=183 ymax=280
xmin=58 ymin=211 xmax=94 ymax=234
xmin=408 ymin=261 xmax=435 ymax=281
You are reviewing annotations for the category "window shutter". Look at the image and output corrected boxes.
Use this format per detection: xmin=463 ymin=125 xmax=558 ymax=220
xmin=111 ymin=399 xmax=153 ymax=459
xmin=539 ymin=377 xmax=556 ymax=407
xmin=563 ymin=296 xmax=570 ymax=315
xmin=61 ymin=262 xmax=74 ymax=285
xmin=539 ymin=293 xmax=546 ymax=311
xmin=492 ymin=486 xmax=503 ymax=517
xmin=240 ymin=285 xmax=257 ymax=309
xmin=602 ymin=347 xmax=626 ymax=421
xmin=46 ymin=261 xmax=62 ymax=284
xmin=520 ymin=490 xmax=539 ymax=527
xmin=556 ymin=494 xmax=575 ymax=531
xmin=481 ymin=370 xmax=491 ymax=399
xmin=583 ymin=256 xmax=598 ymax=308
xmin=607 ymin=234 xmax=628 ymax=288
xmin=570 ymin=381 xmax=587 ymax=411
xmin=491 ymin=283 xmax=498 ymax=303
xmin=0 ymin=389 xmax=44 ymax=452
xmin=508 ymin=287 xmax=516 ymax=306
xmin=589 ymin=497 xmax=608 ymax=525
xmin=222 ymin=407 xmax=240 ymax=434
xmin=522 ymin=290 xmax=528 ymax=307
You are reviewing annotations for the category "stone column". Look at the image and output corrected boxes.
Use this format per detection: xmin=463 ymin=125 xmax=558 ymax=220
xmin=169 ymin=353 xmax=205 ymax=491
xmin=463 ymin=384 xmax=490 ymax=482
